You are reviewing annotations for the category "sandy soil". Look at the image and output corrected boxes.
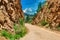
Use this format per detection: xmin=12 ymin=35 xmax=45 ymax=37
xmin=20 ymin=23 xmax=60 ymax=40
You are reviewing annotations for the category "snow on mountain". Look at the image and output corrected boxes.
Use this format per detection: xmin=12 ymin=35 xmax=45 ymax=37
xmin=23 ymin=8 xmax=37 ymax=16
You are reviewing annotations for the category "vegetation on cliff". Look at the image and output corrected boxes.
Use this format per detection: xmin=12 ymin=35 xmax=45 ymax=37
xmin=32 ymin=0 xmax=60 ymax=30
xmin=0 ymin=0 xmax=26 ymax=40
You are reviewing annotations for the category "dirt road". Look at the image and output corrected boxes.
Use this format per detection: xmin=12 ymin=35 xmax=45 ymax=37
xmin=20 ymin=23 xmax=60 ymax=40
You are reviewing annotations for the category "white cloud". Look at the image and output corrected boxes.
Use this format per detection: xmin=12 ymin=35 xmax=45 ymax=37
xmin=23 ymin=8 xmax=32 ymax=13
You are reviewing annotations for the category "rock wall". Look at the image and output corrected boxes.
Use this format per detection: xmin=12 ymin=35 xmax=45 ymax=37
xmin=0 ymin=0 xmax=24 ymax=33
xmin=32 ymin=0 xmax=60 ymax=29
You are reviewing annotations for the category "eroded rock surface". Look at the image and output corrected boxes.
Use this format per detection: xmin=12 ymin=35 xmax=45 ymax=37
xmin=32 ymin=0 xmax=60 ymax=29
xmin=0 ymin=0 xmax=24 ymax=33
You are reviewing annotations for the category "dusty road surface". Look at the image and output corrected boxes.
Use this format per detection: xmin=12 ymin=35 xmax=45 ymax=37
xmin=20 ymin=23 xmax=60 ymax=40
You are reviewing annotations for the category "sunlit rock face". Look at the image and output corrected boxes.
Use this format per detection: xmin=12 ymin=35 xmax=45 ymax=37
xmin=0 ymin=0 xmax=24 ymax=33
xmin=32 ymin=0 xmax=60 ymax=29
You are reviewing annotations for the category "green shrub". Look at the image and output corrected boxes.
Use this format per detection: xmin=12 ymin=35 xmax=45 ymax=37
xmin=1 ymin=30 xmax=14 ymax=40
xmin=1 ymin=18 xmax=27 ymax=40
xmin=25 ymin=15 xmax=30 ymax=23
xmin=57 ymin=25 xmax=60 ymax=30
xmin=14 ymin=34 xmax=21 ymax=39
xmin=41 ymin=20 xmax=48 ymax=26
xmin=14 ymin=23 xmax=18 ymax=31
xmin=57 ymin=27 xmax=60 ymax=30
xmin=25 ymin=15 xmax=33 ymax=23
xmin=19 ymin=18 xmax=24 ymax=26
xmin=28 ymin=19 xmax=32 ymax=23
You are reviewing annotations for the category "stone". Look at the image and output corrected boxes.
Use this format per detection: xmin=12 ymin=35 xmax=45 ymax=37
xmin=0 ymin=0 xmax=24 ymax=34
xmin=32 ymin=0 xmax=60 ymax=29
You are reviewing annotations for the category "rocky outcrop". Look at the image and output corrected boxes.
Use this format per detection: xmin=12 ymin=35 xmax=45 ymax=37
xmin=0 ymin=0 xmax=24 ymax=33
xmin=32 ymin=0 xmax=60 ymax=29
xmin=0 ymin=37 xmax=9 ymax=40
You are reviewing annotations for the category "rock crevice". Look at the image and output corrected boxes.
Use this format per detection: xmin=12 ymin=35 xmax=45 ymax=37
xmin=0 ymin=0 xmax=24 ymax=33
xmin=32 ymin=0 xmax=60 ymax=29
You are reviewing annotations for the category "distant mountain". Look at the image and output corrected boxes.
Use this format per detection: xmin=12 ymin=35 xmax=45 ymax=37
xmin=23 ymin=8 xmax=37 ymax=16
xmin=23 ymin=0 xmax=46 ymax=16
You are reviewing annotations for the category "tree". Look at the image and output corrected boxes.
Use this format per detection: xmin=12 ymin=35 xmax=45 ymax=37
xmin=37 ymin=2 xmax=42 ymax=12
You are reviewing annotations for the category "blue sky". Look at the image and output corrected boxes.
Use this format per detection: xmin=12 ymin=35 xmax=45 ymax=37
xmin=21 ymin=0 xmax=46 ymax=15
xmin=21 ymin=0 xmax=46 ymax=10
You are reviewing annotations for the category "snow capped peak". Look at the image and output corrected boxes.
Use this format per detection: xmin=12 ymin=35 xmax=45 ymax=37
xmin=28 ymin=8 xmax=32 ymax=11
xmin=23 ymin=8 xmax=37 ymax=15
xmin=23 ymin=8 xmax=27 ymax=13
xmin=23 ymin=8 xmax=32 ymax=13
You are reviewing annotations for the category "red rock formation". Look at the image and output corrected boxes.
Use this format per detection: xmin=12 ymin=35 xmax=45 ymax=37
xmin=0 ymin=0 xmax=24 ymax=33
xmin=32 ymin=0 xmax=60 ymax=29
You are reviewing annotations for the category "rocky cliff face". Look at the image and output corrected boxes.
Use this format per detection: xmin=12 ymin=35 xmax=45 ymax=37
xmin=32 ymin=0 xmax=60 ymax=29
xmin=0 ymin=0 xmax=24 ymax=33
